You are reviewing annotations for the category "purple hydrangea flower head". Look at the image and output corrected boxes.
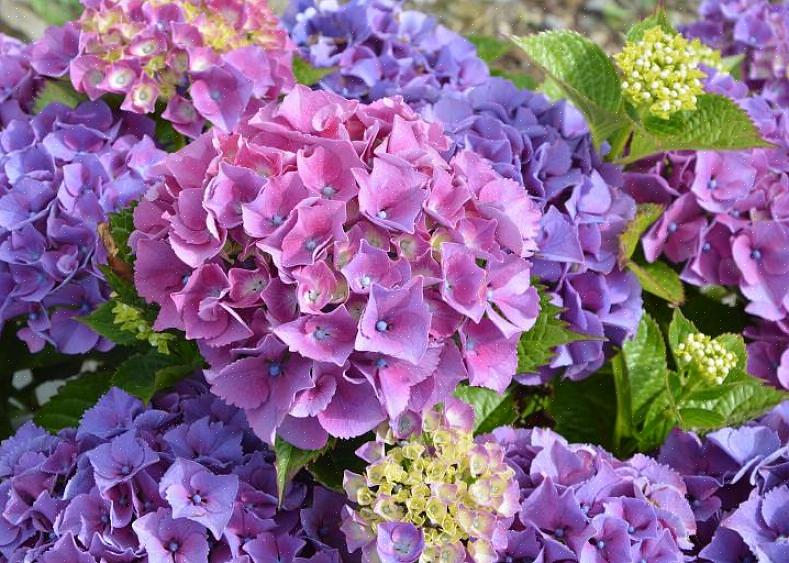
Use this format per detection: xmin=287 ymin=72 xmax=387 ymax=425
xmin=0 ymin=33 xmax=39 ymax=121
xmin=31 ymin=0 xmax=296 ymax=137
xmin=684 ymin=0 xmax=789 ymax=107
xmin=131 ymin=85 xmax=542 ymax=445
xmin=0 ymin=377 xmax=349 ymax=561
xmin=284 ymin=1 xmax=643 ymax=380
xmin=493 ymin=426 xmax=695 ymax=561
xmin=340 ymin=400 xmax=520 ymax=562
xmin=658 ymin=401 xmax=789 ymax=559
xmin=283 ymin=0 xmax=488 ymax=106
xmin=0 ymin=99 xmax=164 ymax=354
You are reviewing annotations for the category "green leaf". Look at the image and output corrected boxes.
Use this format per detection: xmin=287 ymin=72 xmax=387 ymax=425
xmin=275 ymin=437 xmax=333 ymax=505
xmin=512 ymin=31 xmax=628 ymax=145
xmin=622 ymin=314 xmax=668 ymax=425
xmin=490 ymin=68 xmax=538 ymax=90
xmin=111 ymin=352 xmax=178 ymax=403
xmin=30 ymin=0 xmax=83 ymax=25
xmin=722 ymin=54 xmax=745 ymax=79
xmin=292 ymin=56 xmax=336 ymax=86
xmin=626 ymin=8 xmax=675 ymax=43
xmin=517 ymin=288 xmax=591 ymax=374
xmin=468 ymin=35 xmax=511 ymax=63
xmin=550 ymin=367 xmax=617 ymax=450
xmin=33 ymin=80 xmax=87 ymax=114
xmin=683 ymin=370 xmax=787 ymax=428
xmin=454 ymin=384 xmax=517 ymax=434
xmin=79 ymin=301 xmax=140 ymax=347
xmin=308 ymin=435 xmax=369 ymax=492
xmin=627 ymin=260 xmax=685 ymax=305
xmin=35 ymin=372 xmax=112 ymax=432
xmin=107 ymin=207 xmax=136 ymax=265
xmin=679 ymin=408 xmax=726 ymax=429
xmin=625 ymin=94 xmax=772 ymax=164
xmin=667 ymin=308 xmax=698 ymax=366
xmin=618 ymin=203 xmax=665 ymax=266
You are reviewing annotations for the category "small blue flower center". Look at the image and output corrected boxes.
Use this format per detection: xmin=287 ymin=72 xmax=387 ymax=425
xmin=668 ymin=222 xmax=678 ymax=233
xmin=120 ymin=464 xmax=131 ymax=475
xmin=168 ymin=541 xmax=180 ymax=553
xmin=269 ymin=362 xmax=283 ymax=377
xmin=554 ymin=528 xmax=565 ymax=538
xmin=751 ymin=249 xmax=763 ymax=261
xmin=596 ymin=540 xmax=606 ymax=550
xmin=210 ymin=90 xmax=222 ymax=101
xmin=627 ymin=525 xmax=635 ymax=534
xmin=708 ymin=178 xmax=717 ymax=190
xmin=375 ymin=320 xmax=389 ymax=332
xmin=702 ymin=242 xmax=711 ymax=253
xmin=375 ymin=358 xmax=388 ymax=369
xmin=271 ymin=214 xmax=284 ymax=226
xmin=191 ymin=494 xmax=203 ymax=504
xmin=321 ymin=186 xmax=336 ymax=198
xmin=305 ymin=239 xmax=318 ymax=251
xmin=313 ymin=327 xmax=330 ymax=341
xmin=377 ymin=210 xmax=388 ymax=220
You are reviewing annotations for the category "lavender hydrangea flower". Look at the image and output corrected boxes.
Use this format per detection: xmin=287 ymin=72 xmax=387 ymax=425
xmin=625 ymin=72 xmax=789 ymax=389
xmin=131 ymin=85 xmax=542 ymax=446
xmin=0 ymin=378 xmax=349 ymax=562
xmin=0 ymin=34 xmax=39 ymax=121
xmin=284 ymin=0 xmax=643 ymax=381
xmin=0 ymin=98 xmax=164 ymax=354
xmin=684 ymin=0 xmax=789 ymax=107
xmin=493 ymin=426 xmax=696 ymax=562
xmin=31 ymin=0 xmax=295 ymax=137
xmin=659 ymin=401 xmax=789 ymax=560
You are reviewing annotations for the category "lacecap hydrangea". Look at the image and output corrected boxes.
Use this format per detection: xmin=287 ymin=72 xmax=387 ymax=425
xmin=0 ymin=98 xmax=164 ymax=354
xmin=493 ymin=426 xmax=697 ymax=562
xmin=624 ymin=73 xmax=789 ymax=389
xmin=340 ymin=400 xmax=520 ymax=562
xmin=0 ymin=378 xmax=351 ymax=562
xmin=684 ymin=0 xmax=789 ymax=108
xmin=131 ymin=84 xmax=542 ymax=448
xmin=658 ymin=402 xmax=789 ymax=561
xmin=284 ymin=0 xmax=643 ymax=381
xmin=31 ymin=0 xmax=295 ymax=137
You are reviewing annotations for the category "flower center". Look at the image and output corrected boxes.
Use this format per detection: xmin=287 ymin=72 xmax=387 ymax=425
xmin=313 ymin=327 xmax=330 ymax=341
xmin=375 ymin=320 xmax=389 ymax=332
xmin=268 ymin=362 xmax=282 ymax=377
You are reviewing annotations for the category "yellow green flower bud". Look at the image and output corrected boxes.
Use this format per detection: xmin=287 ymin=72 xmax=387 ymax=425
xmin=676 ymin=332 xmax=738 ymax=384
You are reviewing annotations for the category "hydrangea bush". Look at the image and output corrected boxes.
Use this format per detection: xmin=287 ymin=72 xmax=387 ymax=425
xmin=0 ymin=3 xmax=787 ymax=563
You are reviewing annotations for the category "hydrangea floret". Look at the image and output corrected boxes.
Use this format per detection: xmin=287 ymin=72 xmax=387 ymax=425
xmin=341 ymin=400 xmax=519 ymax=562
xmin=0 ymin=33 xmax=39 ymax=118
xmin=676 ymin=332 xmax=737 ymax=384
xmin=31 ymin=0 xmax=295 ymax=137
xmin=0 ymin=378 xmax=351 ymax=562
xmin=112 ymin=301 xmax=175 ymax=353
xmin=615 ymin=26 xmax=721 ymax=119
xmin=131 ymin=84 xmax=542 ymax=448
xmin=285 ymin=0 xmax=644 ymax=381
xmin=0 ymin=99 xmax=163 ymax=354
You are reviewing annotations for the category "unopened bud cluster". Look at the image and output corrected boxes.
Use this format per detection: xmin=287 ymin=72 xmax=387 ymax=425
xmin=112 ymin=302 xmax=175 ymax=354
xmin=676 ymin=332 xmax=737 ymax=384
xmin=343 ymin=404 xmax=519 ymax=562
xmin=615 ymin=27 xmax=722 ymax=119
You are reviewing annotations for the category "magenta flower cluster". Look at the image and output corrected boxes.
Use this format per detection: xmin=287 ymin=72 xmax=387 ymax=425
xmin=284 ymin=0 xmax=644 ymax=381
xmin=131 ymin=84 xmax=542 ymax=449
xmin=625 ymin=73 xmax=789 ymax=389
xmin=658 ymin=402 xmax=789 ymax=561
xmin=493 ymin=426 xmax=696 ymax=562
xmin=0 ymin=96 xmax=163 ymax=354
xmin=31 ymin=0 xmax=295 ymax=137
xmin=0 ymin=379 xmax=350 ymax=563
xmin=684 ymin=0 xmax=789 ymax=108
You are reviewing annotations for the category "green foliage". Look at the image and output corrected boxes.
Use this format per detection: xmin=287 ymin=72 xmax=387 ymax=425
xmin=610 ymin=311 xmax=787 ymax=455
xmin=293 ymin=56 xmax=336 ymax=85
xmin=35 ymin=372 xmax=112 ymax=432
xmin=33 ymin=80 xmax=87 ymax=114
xmin=624 ymin=94 xmax=772 ymax=164
xmin=275 ymin=436 xmax=335 ymax=505
xmin=618 ymin=203 xmax=664 ymax=266
xmin=154 ymin=119 xmax=188 ymax=153
xmin=517 ymin=288 xmax=591 ymax=374
xmin=79 ymin=301 xmax=141 ymax=347
xmin=550 ymin=367 xmax=617 ymax=451
xmin=468 ymin=35 xmax=511 ymax=63
xmin=627 ymin=261 xmax=685 ymax=306
xmin=511 ymin=13 xmax=770 ymax=161
xmin=110 ymin=350 xmax=200 ymax=403
xmin=308 ymin=435 xmax=369 ymax=492
xmin=454 ymin=384 xmax=518 ymax=434
xmin=490 ymin=68 xmax=538 ymax=90
xmin=512 ymin=31 xmax=627 ymax=145
xmin=30 ymin=0 xmax=83 ymax=25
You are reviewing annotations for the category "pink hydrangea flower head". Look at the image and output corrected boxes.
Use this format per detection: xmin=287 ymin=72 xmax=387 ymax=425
xmin=32 ymin=0 xmax=295 ymax=136
xmin=133 ymin=85 xmax=542 ymax=444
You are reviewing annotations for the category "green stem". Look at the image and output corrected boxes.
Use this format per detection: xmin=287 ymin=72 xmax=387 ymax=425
xmin=606 ymin=124 xmax=633 ymax=162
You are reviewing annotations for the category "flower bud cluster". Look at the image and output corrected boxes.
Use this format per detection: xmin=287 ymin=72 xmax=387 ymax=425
xmin=615 ymin=27 xmax=718 ymax=119
xmin=677 ymin=332 xmax=737 ymax=384
xmin=112 ymin=301 xmax=175 ymax=353
xmin=341 ymin=401 xmax=519 ymax=562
